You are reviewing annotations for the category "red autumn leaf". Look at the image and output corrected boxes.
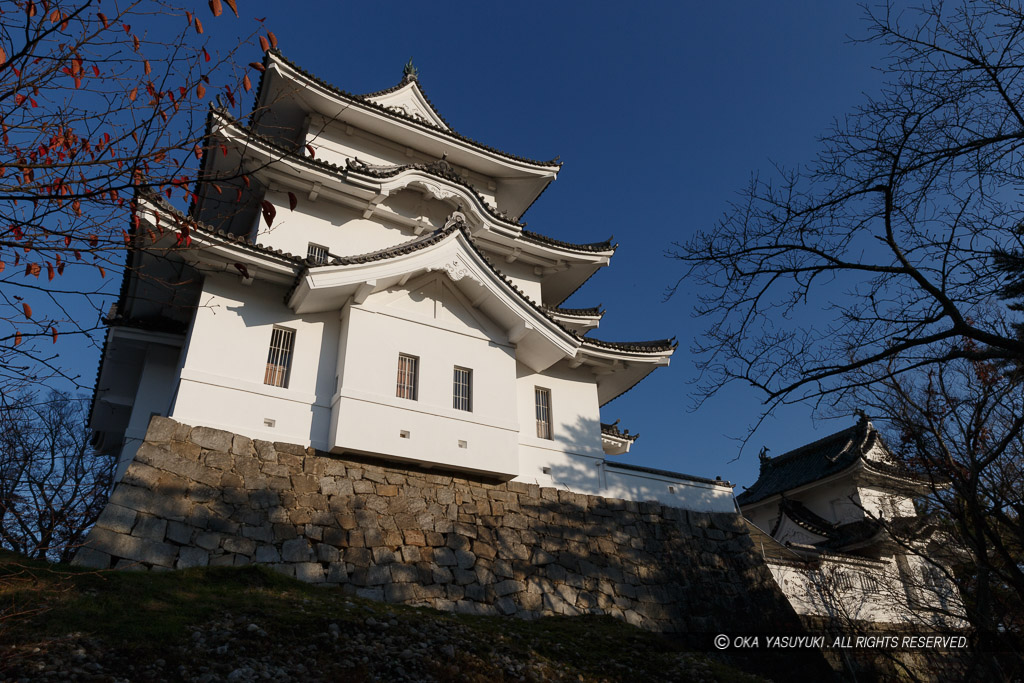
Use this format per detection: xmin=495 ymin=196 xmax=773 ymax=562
xmin=92 ymin=65 xmax=100 ymax=77
xmin=203 ymin=48 xmax=211 ymax=63
xmin=243 ymin=74 xmax=252 ymax=92
xmin=261 ymin=200 xmax=276 ymax=227
xmin=185 ymin=11 xmax=192 ymax=26
xmin=15 ymin=94 xmax=25 ymax=106
xmin=50 ymin=8 xmax=59 ymax=23
xmin=98 ymin=265 xmax=106 ymax=277
xmin=73 ymin=250 xmax=81 ymax=260
xmin=268 ymin=32 xmax=278 ymax=49
xmin=305 ymin=144 xmax=316 ymax=158
xmin=213 ymin=184 xmax=222 ymax=194
xmin=57 ymin=262 xmax=65 ymax=275
xmin=259 ymin=35 xmax=269 ymax=52
xmin=129 ymin=87 xmax=137 ymax=101
xmin=97 ymin=12 xmax=109 ymax=29
xmin=133 ymin=35 xmax=140 ymax=52
xmin=196 ymin=83 xmax=205 ymax=99
xmin=26 ymin=2 xmax=36 ymax=18
xmin=0 ymin=47 xmax=6 ymax=68
xmin=144 ymin=60 xmax=151 ymax=75
xmin=209 ymin=0 xmax=222 ymax=17
xmin=89 ymin=234 xmax=98 ymax=247
xmin=46 ymin=262 xmax=54 ymax=280
xmin=224 ymin=0 xmax=239 ymax=17
xmin=249 ymin=62 xmax=265 ymax=72
xmin=195 ymin=18 xmax=204 ymax=35
xmin=0 ymin=261 xmax=4 ymax=274
xmin=122 ymin=23 xmax=131 ymax=34
xmin=28 ymin=263 xmax=41 ymax=277
xmin=22 ymin=302 xmax=31 ymax=319
xmin=220 ymin=143 xmax=228 ymax=156
xmin=14 ymin=331 xmax=21 ymax=346
xmin=51 ymin=327 xmax=57 ymax=343
xmin=288 ymin=192 xmax=298 ymax=211
xmin=242 ymin=174 xmax=250 ymax=188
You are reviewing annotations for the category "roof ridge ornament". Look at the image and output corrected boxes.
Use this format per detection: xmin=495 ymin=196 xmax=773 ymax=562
xmin=759 ymin=446 xmax=772 ymax=472
xmin=403 ymin=57 xmax=419 ymax=82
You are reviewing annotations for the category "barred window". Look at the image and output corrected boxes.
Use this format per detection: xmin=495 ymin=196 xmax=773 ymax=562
xmin=264 ymin=326 xmax=295 ymax=388
xmin=833 ymin=572 xmax=854 ymax=592
xmin=396 ymin=354 xmax=419 ymax=400
xmin=535 ymin=387 xmax=553 ymax=440
xmin=453 ymin=367 xmax=472 ymax=412
xmin=859 ymin=574 xmax=881 ymax=593
xmin=307 ymin=243 xmax=329 ymax=265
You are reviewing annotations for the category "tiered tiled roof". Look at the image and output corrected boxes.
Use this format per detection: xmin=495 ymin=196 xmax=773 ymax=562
xmin=736 ymin=418 xmax=877 ymax=506
xmin=206 ymin=114 xmax=612 ymax=258
xmin=135 ymin=192 xmax=673 ymax=372
xmin=258 ymin=50 xmax=562 ymax=169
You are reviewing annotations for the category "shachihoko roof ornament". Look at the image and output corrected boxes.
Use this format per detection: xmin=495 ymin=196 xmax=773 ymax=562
xmin=402 ymin=57 xmax=419 ymax=82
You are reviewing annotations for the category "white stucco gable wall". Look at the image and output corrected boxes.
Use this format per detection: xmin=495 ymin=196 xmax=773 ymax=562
xmin=330 ymin=275 xmax=521 ymax=478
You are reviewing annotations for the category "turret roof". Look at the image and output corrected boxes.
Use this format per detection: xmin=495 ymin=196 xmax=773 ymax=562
xmin=736 ymin=416 xmax=928 ymax=506
xmin=258 ymin=50 xmax=562 ymax=170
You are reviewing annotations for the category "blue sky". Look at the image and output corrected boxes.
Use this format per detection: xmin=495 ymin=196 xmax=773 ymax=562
xmin=58 ymin=2 xmax=894 ymax=492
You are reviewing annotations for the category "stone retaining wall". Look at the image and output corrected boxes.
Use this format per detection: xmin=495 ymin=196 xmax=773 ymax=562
xmin=75 ymin=418 xmax=802 ymax=634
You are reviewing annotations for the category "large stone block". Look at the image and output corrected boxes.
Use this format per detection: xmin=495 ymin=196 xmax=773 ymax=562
xmin=295 ymin=562 xmax=325 ymax=583
xmin=145 ymin=416 xmax=180 ymax=442
xmin=95 ymin=503 xmax=138 ymax=534
xmin=281 ymin=537 xmax=312 ymax=562
xmin=86 ymin=527 xmax=177 ymax=568
xmin=177 ymin=547 xmax=209 ymax=569
xmin=190 ymin=426 xmax=234 ymax=452
xmin=133 ymin=515 xmax=168 ymax=542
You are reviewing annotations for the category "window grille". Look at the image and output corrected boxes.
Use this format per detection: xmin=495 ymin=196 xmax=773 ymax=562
xmin=453 ymin=367 xmax=472 ymax=411
xmin=859 ymin=574 xmax=881 ymax=593
xmin=307 ymin=243 xmax=329 ymax=265
xmin=833 ymin=572 xmax=854 ymax=592
xmin=920 ymin=564 xmax=946 ymax=590
xmin=535 ymin=387 xmax=553 ymax=440
xmin=396 ymin=354 xmax=419 ymax=400
xmin=264 ymin=326 xmax=295 ymax=388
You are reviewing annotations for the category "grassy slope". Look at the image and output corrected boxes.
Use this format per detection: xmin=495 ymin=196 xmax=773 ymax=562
xmin=0 ymin=550 xmax=766 ymax=682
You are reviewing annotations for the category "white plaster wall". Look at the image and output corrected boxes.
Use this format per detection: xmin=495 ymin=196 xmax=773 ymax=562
xmin=117 ymin=344 xmax=182 ymax=480
xmin=859 ymin=486 xmax=917 ymax=519
xmin=512 ymin=446 xmax=734 ymax=512
xmin=515 ymin=360 xmax=603 ymax=458
xmin=769 ymin=558 xmax=916 ymax=624
xmin=330 ymin=281 xmax=520 ymax=477
xmin=498 ymin=260 xmax=544 ymax=303
xmin=254 ymin=190 xmax=419 ymax=259
xmin=169 ymin=274 xmax=339 ymax=448
xmin=603 ymin=468 xmax=735 ymax=512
